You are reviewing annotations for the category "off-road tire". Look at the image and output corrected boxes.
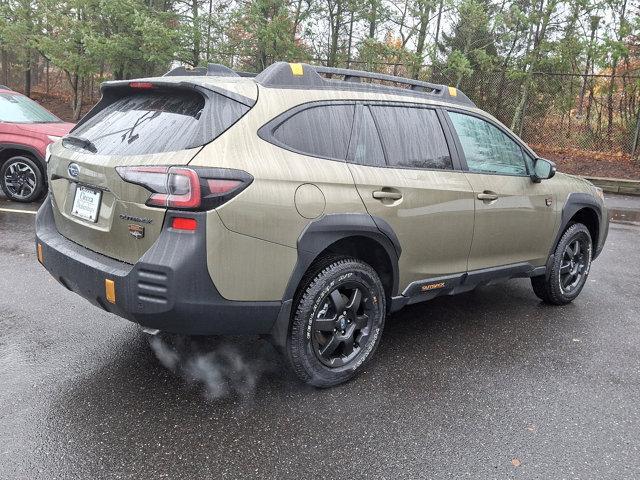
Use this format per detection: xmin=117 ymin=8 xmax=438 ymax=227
xmin=531 ymin=223 xmax=593 ymax=305
xmin=0 ymin=155 xmax=45 ymax=203
xmin=287 ymin=256 xmax=386 ymax=387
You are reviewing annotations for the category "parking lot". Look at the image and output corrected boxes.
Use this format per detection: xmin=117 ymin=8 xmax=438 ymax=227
xmin=1 ymin=193 xmax=639 ymax=479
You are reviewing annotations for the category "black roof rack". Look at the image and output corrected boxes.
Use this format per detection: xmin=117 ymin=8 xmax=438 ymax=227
xmin=161 ymin=62 xmax=474 ymax=107
xmin=164 ymin=64 xmax=257 ymax=78
xmin=315 ymin=65 xmax=443 ymax=93
xmin=164 ymin=65 xmax=209 ymax=77
xmin=206 ymin=64 xmax=239 ymax=77
xmin=255 ymin=62 xmax=475 ymax=107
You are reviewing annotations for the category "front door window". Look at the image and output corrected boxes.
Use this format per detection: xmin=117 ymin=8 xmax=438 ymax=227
xmin=448 ymin=112 xmax=528 ymax=176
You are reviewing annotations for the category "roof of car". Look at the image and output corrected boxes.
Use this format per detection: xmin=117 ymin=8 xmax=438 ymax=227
xmin=122 ymin=62 xmax=476 ymax=109
xmin=102 ymin=62 xmax=484 ymax=113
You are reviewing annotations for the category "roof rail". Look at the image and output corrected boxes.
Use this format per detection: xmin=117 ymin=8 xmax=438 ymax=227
xmin=206 ymin=64 xmax=240 ymax=77
xmin=255 ymin=62 xmax=475 ymax=107
xmin=315 ymin=65 xmax=443 ymax=94
xmin=164 ymin=64 xmax=249 ymax=78
xmin=164 ymin=65 xmax=208 ymax=77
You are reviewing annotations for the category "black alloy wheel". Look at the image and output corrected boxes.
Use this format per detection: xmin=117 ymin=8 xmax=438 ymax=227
xmin=531 ymin=222 xmax=593 ymax=305
xmin=311 ymin=282 xmax=375 ymax=368
xmin=287 ymin=256 xmax=386 ymax=387
xmin=559 ymin=238 xmax=589 ymax=294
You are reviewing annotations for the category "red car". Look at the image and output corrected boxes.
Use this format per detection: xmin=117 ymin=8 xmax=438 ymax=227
xmin=0 ymin=86 xmax=74 ymax=202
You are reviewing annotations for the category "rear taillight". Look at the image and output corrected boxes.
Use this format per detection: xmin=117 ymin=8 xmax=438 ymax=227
xmin=115 ymin=166 xmax=252 ymax=211
xmin=207 ymin=179 xmax=242 ymax=194
xmin=147 ymin=167 xmax=201 ymax=209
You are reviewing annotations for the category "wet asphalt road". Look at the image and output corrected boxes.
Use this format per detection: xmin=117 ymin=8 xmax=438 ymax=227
xmin=1 ymin=194 xmax=639 ymax=479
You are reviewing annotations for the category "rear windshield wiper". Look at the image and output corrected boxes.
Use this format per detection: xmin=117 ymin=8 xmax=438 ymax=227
xmin=62 ymin=134 xmax=97 ymax=153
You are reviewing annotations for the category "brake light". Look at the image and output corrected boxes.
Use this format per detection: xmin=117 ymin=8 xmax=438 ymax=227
xmin=116 ymin=166 xmax=252 ymax=211
xmin=171 ymin=217 xmax=198 ymax=231
xmin=129 ymin=81 xmax=154 ymax=89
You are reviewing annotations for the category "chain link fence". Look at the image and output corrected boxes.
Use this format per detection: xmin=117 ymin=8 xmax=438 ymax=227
xmin=446 ymin=70 xmax=640 ymax=161
xmin=3 ymin=56 xmax=640 ymax=163
xmin=329 ymin=59 xmax=640 ymax=162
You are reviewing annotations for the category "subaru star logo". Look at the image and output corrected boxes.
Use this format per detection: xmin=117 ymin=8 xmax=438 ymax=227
xmin=68 ymin=163 xmax=79 ymax=178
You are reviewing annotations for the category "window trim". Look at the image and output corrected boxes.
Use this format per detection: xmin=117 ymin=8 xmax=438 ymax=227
xmin=443 ymin=108 xmax=534 ymax=178
xmin=346 ymin=103 xmax=387 ymax=168
xmin=257 ymin=100 xmax=357 ymax=162
xmin=353 ymin=101 xmax=461 ymax=172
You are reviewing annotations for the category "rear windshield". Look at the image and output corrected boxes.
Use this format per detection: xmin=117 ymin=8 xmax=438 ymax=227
xmin=68 ymin=89 xmax=249 ymax=155
xmin=0 ymin=93 xmax=61 ymax=123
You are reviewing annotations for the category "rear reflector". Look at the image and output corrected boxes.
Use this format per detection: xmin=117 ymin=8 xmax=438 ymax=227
xmin=105 ymin=279 xmax=116 ymax=304
xmin=171 ymin=217 xmax=197 ymax=231
xmin=37 ymin=243 xmax=43 ymax=264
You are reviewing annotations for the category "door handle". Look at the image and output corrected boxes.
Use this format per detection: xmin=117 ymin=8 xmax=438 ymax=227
xmin=477 ymin=191 xmax=499 ymax=201
xmin=373 ymin=190 xmax=403 ymax=200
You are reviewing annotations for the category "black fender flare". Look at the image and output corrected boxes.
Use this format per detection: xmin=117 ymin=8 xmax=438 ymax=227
xmin=554 ymin=193 xmax=603 ymax=252
xmin=270 ymin=213 xmax=401 ymax=348
xmin=545 ymin=192 xmax=605 ymax=278
xmin=282 ymin=213 xmax=401 ymax=301
xmin=0 ymin=143 xmax=46 ymax=170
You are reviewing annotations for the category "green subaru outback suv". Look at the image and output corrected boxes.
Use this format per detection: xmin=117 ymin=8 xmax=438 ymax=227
xmin=36 ymin=62 xmax=608 ymax=387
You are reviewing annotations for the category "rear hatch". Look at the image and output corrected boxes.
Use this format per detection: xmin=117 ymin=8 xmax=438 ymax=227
xmin=47 ymin=78 xmax=257 ymax=264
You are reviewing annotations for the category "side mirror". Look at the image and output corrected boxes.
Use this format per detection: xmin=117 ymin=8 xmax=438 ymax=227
xmin=532 ymin=158 xmax=556 ymax=183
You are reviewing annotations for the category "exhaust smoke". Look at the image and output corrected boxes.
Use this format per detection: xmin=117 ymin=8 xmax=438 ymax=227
xmin=148 ymin=334 xmax=280 ymax=400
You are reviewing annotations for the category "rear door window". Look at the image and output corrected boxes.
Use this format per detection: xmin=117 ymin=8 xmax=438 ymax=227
xmin=68 ymin=90 xmax=249 ymax=156
xmin=271 ymin=104 xmax=355 ymax=160
xmin=370 ymin=105 xmax=452 ymax=170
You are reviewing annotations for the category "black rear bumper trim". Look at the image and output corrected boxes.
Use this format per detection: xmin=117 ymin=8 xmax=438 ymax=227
xmin=35 ymin=197 xmax=280 ymax=335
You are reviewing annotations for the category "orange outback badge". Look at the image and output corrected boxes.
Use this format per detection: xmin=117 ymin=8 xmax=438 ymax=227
xmin=421 ymin=282 xmax=446 ymax=292
xmin=128 ymin=224 xmax=145 ymax=239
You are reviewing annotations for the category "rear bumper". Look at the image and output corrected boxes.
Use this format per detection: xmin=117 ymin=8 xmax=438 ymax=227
xmin=35 ymin=197 xmax=281 ymax=335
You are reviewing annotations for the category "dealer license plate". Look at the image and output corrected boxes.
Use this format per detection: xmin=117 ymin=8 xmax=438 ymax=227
xmin=71 ymin=185 xmax=102 ymax=223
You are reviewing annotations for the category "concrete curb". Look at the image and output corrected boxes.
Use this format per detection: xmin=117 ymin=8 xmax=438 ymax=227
xmin=582 ymin=176 xmax=640 ymax=196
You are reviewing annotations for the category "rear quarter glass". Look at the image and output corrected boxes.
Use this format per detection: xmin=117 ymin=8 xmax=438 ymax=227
xmin=66 ymin=89 xmax=250 ymax=156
